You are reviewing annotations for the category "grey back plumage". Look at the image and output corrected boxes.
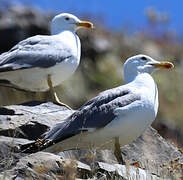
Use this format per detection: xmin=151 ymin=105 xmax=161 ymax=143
xmin=20 ymin=86 xmax=141 ymax=153
xmin=0 ymin=35 xmax=74 ymax=72
xmin=44 ymin=86 xmax=141 ymax=143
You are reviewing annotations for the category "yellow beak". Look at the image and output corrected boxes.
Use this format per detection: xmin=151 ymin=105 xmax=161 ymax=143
xmin=150 ymin=61 xmax=174 ymax=69
xmin=75 ymin=21 xmax=93 ymax=29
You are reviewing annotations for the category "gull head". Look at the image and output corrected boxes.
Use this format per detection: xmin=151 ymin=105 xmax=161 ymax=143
xmin=123 ymin=54 xmax=174 ymax=82
xmin=51 ymin=13 xmax=93 ymax=35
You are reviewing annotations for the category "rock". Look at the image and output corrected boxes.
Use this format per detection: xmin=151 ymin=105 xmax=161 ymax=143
xmin=0 ymin=102 xmax=183 ymax=179
xmin=0 ymin=136 xmax=33 ymax=172
xmin=0 ymin=101 xmax=74 ymax=140
xmin=0 ymin=151 xmax=166 ymax=180
xmin=153 ymin=120 xmax=183 ymax=148
xmin=120 ymin=127 xmax=183 ymax=173
xmin=0 ymin=151 xmax=162 ymax=180
xmin=95 ymin=161 xmax=161 ymax=180
xmin=1 ymin=152 xmax=92 ymax=180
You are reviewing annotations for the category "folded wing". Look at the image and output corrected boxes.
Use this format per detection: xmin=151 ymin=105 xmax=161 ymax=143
xmin=20 ymin=86 xmax=140 ymax=153
xmin=0 ymin=35 xmax=73 ymax=72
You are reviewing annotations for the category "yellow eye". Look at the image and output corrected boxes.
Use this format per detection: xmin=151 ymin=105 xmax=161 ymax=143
xmin=141 ymin=56 xmax=147 ymax=61
xmin=65 ymin=17 xmax=70 ymax=21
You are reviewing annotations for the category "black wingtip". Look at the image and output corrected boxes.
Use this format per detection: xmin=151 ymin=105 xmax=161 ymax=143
xmin=16 ymin=141 xmax=41 ymax=153
xmin=16 ymin=139 xmax=54 ymax=153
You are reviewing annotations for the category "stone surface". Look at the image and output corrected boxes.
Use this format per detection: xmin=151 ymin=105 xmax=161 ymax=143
xmin=0 ymin=151 xmax=162 ymax=180
xmin=0 ymin=101 xmax=74 ymax=140
xmin=0 ymin=136 xmax=33 ymax=172
xmin=1 ymin=152 xmax=92 ymax=179
xmin=96 ymin=161 xmax=161 ymax=180
xmin=0 ymin=102 xmax=183 ymax=179
xmin=121 ymin=127 xmax=183 ymax=173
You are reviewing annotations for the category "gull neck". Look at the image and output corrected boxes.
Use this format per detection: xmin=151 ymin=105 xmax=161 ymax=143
xmin=125 ymin=73 xmax=155 ymax=87
xmin=51 ymin=28 xmax=76 ymax=35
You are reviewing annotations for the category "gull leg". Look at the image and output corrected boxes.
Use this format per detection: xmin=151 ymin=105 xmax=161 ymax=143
xmin=36 ymin=92 xmax=43 ymax=102
xmin=114 ymin=137 xmax=125 ymax=164
xmin=47 ymin=74 xmax=72 ymax=109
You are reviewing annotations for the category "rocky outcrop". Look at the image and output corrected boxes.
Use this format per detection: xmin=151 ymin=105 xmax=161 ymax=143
xmin=0 ymin=102 xmax=183 ymax=179
xmin=1 ymin=152 xmax=162 ymax=180
xmin=0 ymin=101 xmax=74 ymax=140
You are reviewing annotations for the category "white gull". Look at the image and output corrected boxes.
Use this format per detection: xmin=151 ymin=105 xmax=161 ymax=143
xmin=0 ymin=13 xmax=93 ymax=108
xmin=20 ymin=54 xmax=174 ymax=163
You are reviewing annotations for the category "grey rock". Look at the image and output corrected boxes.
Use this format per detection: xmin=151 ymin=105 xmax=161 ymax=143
xmin=96 ymin=161 xmax=162 ymax=180
xmin=0 ymin=153 xmax=163 ymax=180
xmin=0 ymin=102 xmax=182 ymax=179
xmin=1 ymin=152 xmax=93 ymax=180
xmin=0 ymin=101 xmax=74 ymax=140
xmin=0 ymin=136 xmax=33 ymax=172
xmin=121 ymin=127 xmax=183 ymax=175
xmin=153 ymin=120 xmax=183 ymax=147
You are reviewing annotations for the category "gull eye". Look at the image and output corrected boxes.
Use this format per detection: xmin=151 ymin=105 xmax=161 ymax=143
xmin=65 ymin=17 xmax=70 ymax=21
xmin=141 ymin=56 xmax=147 ymax=61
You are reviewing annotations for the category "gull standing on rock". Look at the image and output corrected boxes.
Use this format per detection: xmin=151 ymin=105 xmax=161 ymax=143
xmin=19 ymin=55 xmax=174 ymax=164
xmin=0 ymin=13 xmax=93 ymax=108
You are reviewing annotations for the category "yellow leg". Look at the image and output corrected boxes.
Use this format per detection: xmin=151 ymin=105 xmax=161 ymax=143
xmin=36 ymin=92 xmax=43 ymax=102
xmin=114 ymin=137 xmax=125 ymax=164
xmin=47 ymin=74 xmax=72 ymax=110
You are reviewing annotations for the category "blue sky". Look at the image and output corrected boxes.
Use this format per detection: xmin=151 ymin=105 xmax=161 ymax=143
xmin=8 ymin=0 xmax=183 ymax=34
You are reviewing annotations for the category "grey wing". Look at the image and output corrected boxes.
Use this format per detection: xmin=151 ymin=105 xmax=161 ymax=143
xmin=0 ymin=35 xmax=74 ymax=72
xmin=44 ymin=86 xmax=141 ymax=143
xmin=19 ymin=86 xmax=141 ymax=153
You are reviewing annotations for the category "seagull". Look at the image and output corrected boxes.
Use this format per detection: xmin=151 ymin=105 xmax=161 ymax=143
xmin=19 ymin=55 xmax=174 ymax=163
xmin=0 ymin=13 xmax=93 ymax=109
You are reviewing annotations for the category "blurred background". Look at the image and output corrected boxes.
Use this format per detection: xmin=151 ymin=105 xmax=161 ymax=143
xmin=0 ymin=0 xmax=183 ymax=147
